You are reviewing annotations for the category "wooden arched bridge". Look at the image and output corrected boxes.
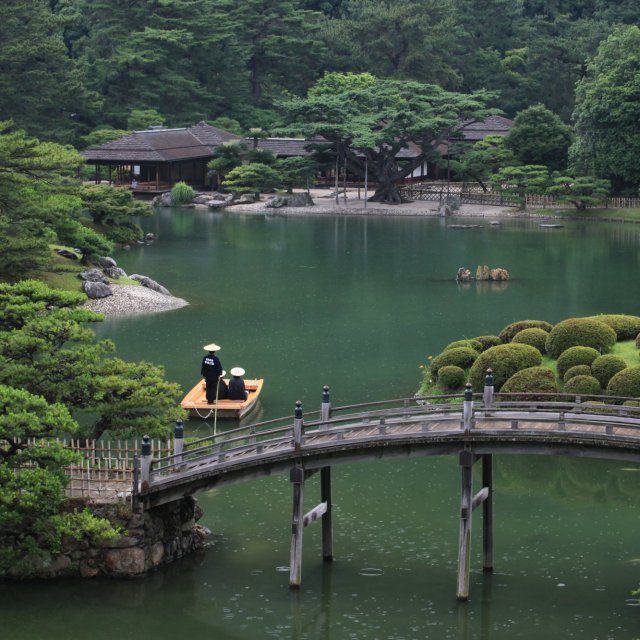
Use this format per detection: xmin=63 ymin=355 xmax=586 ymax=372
xmin=134 ymin=376 xmax=640 ymax=600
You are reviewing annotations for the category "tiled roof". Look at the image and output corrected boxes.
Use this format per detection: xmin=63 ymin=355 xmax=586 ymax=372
xmin=82 ymin=122 xmax=240 ymax=162
xmin=246 ymin=137 xmax=328 ymax=156
xmin=457 ymin=115 xmax=513 ymax=141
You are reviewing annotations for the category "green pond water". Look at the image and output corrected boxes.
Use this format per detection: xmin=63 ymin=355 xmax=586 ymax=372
xmin=3 ymin=209 xmax=640 ymax=639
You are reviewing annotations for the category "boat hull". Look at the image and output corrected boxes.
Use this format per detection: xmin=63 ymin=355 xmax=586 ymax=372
xmin=180 ymin=378 xmax=264 ymax=419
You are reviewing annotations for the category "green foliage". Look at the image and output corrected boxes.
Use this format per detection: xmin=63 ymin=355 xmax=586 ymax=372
xmin=207 ymin=142 xmax=247 ymax=184
xmin=170 ymin=181 xmax=195 ymax=205
xmin=545 ymin=318 xmax=617 ymax=359
xmin=472 ymin=335 xmax=502 ymax=351
xmin=437 ymin=365 xmax=466 ymax=390
xmin=547 ymin=175 xmax=610 ymax=210
xmin=499 ymin=319 xmax=553 ymax=343
xmin=511 ymin=327 xmax=548 ymax=354
xmin=563 ymin=365 xmax=592 ymax=382
xmin=556 ymin=346 xmax=601 ymax=378
xmin=208 ymin=117 xmax=244 ymax=136
xmin=54 ymin=218 xmax=113 ymax=264
xmin=584 ymin=314 xmax=640 ymax=341
xmin=127 ymin=109 xmax=165 ymax=131
xmin=591 ymin=354 xmax=627 ymax=388
xmin=501 ymin=366 xmax=557 ymax=399
xmin=222 ymin=163 xmax=282 ymax=196
xmin=81 ymin=127 xmax=130 ymax=149
xmin=504 ymin=104 xmax=573 ymax=171
xmin=607 ymin=366 xmax=640 ymax=398
xmin=276 ymin=156 xmax=319 ymax=193
xmin=444 ymin=339 xmax=482 ymax=353
xmin=469 ymin=343 xmax=543 ymax=391
xmin=309 ymin=72 xmax=377 ymax=97
xmin=430 ymin=347 xmax=479 ymax=378
xmin=493 ymin=165 xmax=550 ymax=208
xmin=563 ymin=374 xmax=602 ymax=395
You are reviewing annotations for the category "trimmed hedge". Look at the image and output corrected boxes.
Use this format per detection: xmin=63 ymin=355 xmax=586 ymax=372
xmin=591 ymin=354 xmax=627 ymax=388
xmin=607 ymin=366 xmax=640 ymax=398
xmin=444 ymin=339 xmax=482 ymax=353
xmin=584 ymin=314 xmax=640 ymax=340
xmin=430 ymin=347 xmax=479 ymax=378
xmin=563 ymin=365 xmax=592 ymax=383
xmin=472 ymin=335 xmax=501 ymax=352
xmin=438 ymin=365 xmax=466 ymax=390
xmin=512 ymin=328 xmax=548 ymax=354
xmin=556 ymin=346 xmax=600 ymax=378
xmin=468 ymin=343 xmax=542 ymax=391
xmin=499 ymin=320 xmax=553 ymax=343
xmin=563 ymin=375 xmax=601 ymax=396
xmin=545 ymin=318 xmax=616 ymax=359
xmin=636 ymin=332 xmax=640 ymax=349
xmin=501 ymin=366 xmax=557 ymax=399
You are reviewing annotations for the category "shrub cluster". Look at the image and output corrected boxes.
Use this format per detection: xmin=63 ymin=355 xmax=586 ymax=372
xmin=438 ymin=365 xmax=466 ymax=390
xmin=430 ymin=347 xmax=479 ymax=378
xmin=444 ymin=339 xmax=482 ymax=353
xmin=469 ymin=343 xmax=542 ymax=391
xmin=499 ymin=320 xmax=553 ymax=343
xmin=512 ymin=327 xmax=548 ymax=354
xmin=591 ymin=354 xmax=627 ymax=388
xmin=545 ymin=318 xmax=616 ymax=359
xmin=501 ymin=366 xmax=557 ymax=399
xmin=584 ymin=314 xmax=640 ymax=340
xmin=563 ymin=375 xmax=601 ymax=396
xmin=472 ymin=335 xmax=501 ymax=351
xmin=563 ymin=364 xmax=592 ymax=382
xmin=170 ymin=181 xmax=195 ymax=204
xmin=607 ymin=366 xmax=640 ymax=398
xmin=556 ymin=346 xmax=600 ymax=378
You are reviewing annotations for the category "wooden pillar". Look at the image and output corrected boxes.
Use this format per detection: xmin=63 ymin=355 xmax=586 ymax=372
xmin=289 ymin=462 xmax=304 ymax=588
xmin=456 ymin=449 xmax=474 ymax=601
xmin=156 ymin=164 xmax=160 ymax=191
xmin=482 ymin=454 xmax=493 ymax=572
xmin=321 ymin=467 xmax=333 ymax=561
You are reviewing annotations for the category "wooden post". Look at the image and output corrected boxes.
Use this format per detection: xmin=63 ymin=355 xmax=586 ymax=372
xmin=483 ymin=369 xmax=494 ymax=411
xmin=131 ymin=453 xmax=140 ymax=510
xmin=174 ymin=419 xmax=184 ymax=468
xmin=321 ymin=385 xmax=331 ymax=429
xmin=457 ymin=449 xmax=474 ymax=601
xmin=321 ymin=467 xmax=333 ymax=561
xmin=482 ymin=454 xmax=493 ymax=572
xmin=463 ymin=383 xmax=474 ymax=433
xmin=293 ymin=401 xmax=303 ymax=451
xmin=140 ymin=435 xmax=152 ymax=491
xmin=289 ymin=462 xmax=304 ymax=588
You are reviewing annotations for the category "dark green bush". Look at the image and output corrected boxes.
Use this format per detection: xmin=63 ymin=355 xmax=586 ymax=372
xmin=545 ymin=318 xmax=616 ymax=359
xmin=170 ymin=181 xmax=195 ymax=204
xmin=512 ymin=327 xmax=548 ymax=354
xmin=501 ymin=366 xmax=557 ymax=399
xmin=636 ymin=332 xmax=640 ymax=349
xmin=556 ymin=346 xmax=600 ymax=378
xmin=499 ymin=320 xmax=553 ymax=343
xmin=430 ymin=347 xmax=479 ymax=377
xmin=563 ymin=375 xmax=601 ymax=396
xmin=584 ymin=314 xmax=640 ymax=340
xmin=444 ymin=339 xmax=482 ymax=353
xmin=438 ymin=365 xmax=466 ymax=390
xmin=590 ymin=354 xmax=627 ymax=388
xmin=473 ymin=335 xmax=501 ymax=351
xmin=469 ymin=343 xmax=542 ymax=391
xmin=607 ymin=366 xmax=640 ymax=398
xmin=563 ymin=364 xmax=592 ymax=382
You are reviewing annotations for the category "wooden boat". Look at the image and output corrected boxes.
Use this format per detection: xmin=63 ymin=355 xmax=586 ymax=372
xmin=180 ymin=378 xmax=264 ymax=419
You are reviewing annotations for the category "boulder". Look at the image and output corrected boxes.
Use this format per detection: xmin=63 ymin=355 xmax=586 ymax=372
xmin=83 ymin=281 xmax=113 ymax=299
xmin=438 ymin=204 xmax=452 ymax=217
xmin=192 ymin=194 xmax=213 ymax=205
xmin=56 ymin=249 xmax=79 ymax=260
xmin=97 ymin=256 xmax=117 ymax=269
xmin=490 ymin=268 xmax=509 ymax=281
xmin=145 ymin=233 xmax=156 ymax=241
xmin=265 ymin=193 xmax=314 ymax=208
xmin=79 ymin=268 xmax=109 ymax=284
xmin=104 ymin=267 xmax=127 ymax=279
xmin=103 ymin=547 xmax=146 ymax=576
xmin=456 ymin=267 xmax=471 ymax=282
xmin=236 ymin=193 xmax=256 ymax=204
xmin=130 ymin=274 xmax=171 ymax=296
xmin=207 ymin=200 xmax=228 ymax=209
xmin=153 ymin=192 xmax=173 ymax=207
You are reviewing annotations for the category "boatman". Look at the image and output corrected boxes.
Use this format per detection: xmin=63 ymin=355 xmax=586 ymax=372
xmin=201 ymin=343 xmax=223 ymax=404
xmin=228 ymin=367 xmax=248 ymax=400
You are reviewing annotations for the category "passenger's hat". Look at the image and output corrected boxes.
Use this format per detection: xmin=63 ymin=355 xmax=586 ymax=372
xmin=203 ymin=343 xmax=221 ymax=351
xmin=221 ymin=370 xmax=226 ymax=377
xmin=230 ymin=367 xmax=245 ymax=377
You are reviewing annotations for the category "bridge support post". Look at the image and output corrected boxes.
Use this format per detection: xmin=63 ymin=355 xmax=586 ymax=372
xmin=140 ymin=435 xmax=152 ymax=492
xmin=321 ymin=467 xmax=333 ymax=561
xmin=483 ymin=369 xmax=494 ymax=412
xmin=289 ymin=462 xmax=305 ymax=588
xmin=463 ymin=383 xmax=474 ymax=433
xmin=174 ymin=420 xmax=184 ymax=468
xmin=320 ymin=385 xmax=331 ymax=430
xmin=482 ymin=454 xmax=493 ymax=572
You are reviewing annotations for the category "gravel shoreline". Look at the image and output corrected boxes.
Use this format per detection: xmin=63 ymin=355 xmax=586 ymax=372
xmin=83 ymin=284 xmax=189 ymax=316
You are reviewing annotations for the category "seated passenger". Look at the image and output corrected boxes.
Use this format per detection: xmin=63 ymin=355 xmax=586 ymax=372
xmin=228 ymin=367 xmax=248 ymax=400
xmin=217 ymin=370 xmax=229 ymax=400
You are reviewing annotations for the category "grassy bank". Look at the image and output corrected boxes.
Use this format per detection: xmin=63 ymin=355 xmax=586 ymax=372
xmin=529 ymin=207 xmax=640 ymax=222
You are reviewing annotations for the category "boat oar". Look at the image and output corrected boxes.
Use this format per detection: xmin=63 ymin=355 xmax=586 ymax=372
xmin=213 ymin=374 xmax=221 ymax=436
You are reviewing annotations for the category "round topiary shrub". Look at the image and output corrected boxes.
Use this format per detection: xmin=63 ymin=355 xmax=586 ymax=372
xmin=430 ymin=347 xmax=479 ymax=377
xmin=512 ymin=328 xmax=548 ymax=354
xmin=499 ymin=320 xmax=553 ymax=343
xmin=636 ymin=332 xmax=640 ymax=349
xmin=563 ymin=364 xmax=592 ymax=383
xmin=607 ymin=366 xmax=640 ymax=399
xmin=473 ymin=335 xmax=501 ymax=352
xmin=556 ymin=346 xmax=600 ymax=378
xmin=170 ymin=181 xmax=195 ymax=204
xmin=545 ymin=318 xmax=616 ymax=359
xmin=501 ymin=366 xmax=557 ymax=400
xmin=563 ymin=375 xmax=601 ymax=396
xmin=584 ymin=314 xmax=640 ymax=340
xmin=590 ymin=354 xmax=627 ymax=388
xmin=438 ymin=365 xmax=466 ymax=390
xmin=468 ymin=343 xmax=542 ymax=391
xmin=444 ymin=339 xmax=482 ymax=353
